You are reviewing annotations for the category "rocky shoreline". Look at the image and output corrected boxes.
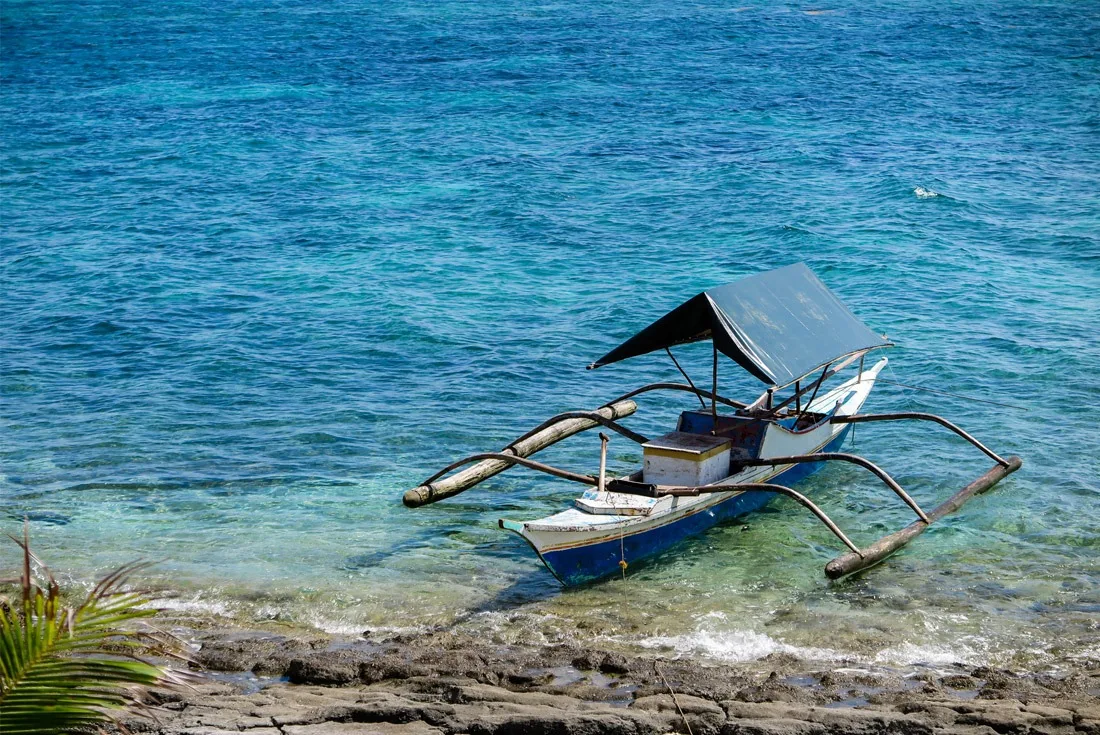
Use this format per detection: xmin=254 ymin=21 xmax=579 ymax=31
xmin=113 ymin=625 xmax=1099 ymax=735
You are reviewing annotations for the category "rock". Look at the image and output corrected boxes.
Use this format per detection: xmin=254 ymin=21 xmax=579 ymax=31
xmin=940 ymin=674 xmax=979 ymax=690
xmin=722 ymin=719 xmax=826 ymax=735
xmin=99 ymin=624 xmax=1100 ymax=735
xmin=193 ymin=633 xmax=311 ymax=675
xmin=569 ymin=651 xmax=631 ymax=675
xmin=759 ymin=653 xmax=803 ymax=672
xmin=733 ymin=674 xmax=816 ymax=705
xmin=505 ymin=670 xmax=555 ymax=687
xmin=284 ymin=725 xmax=443 ymax=735
xmin=954 ymin=702 xmax=1044 ymax=734
xmin=722 ymin=701 xmax=936 ymax=735
xmin=461 ymin=708 xmax=663 ymax=735
xmin=412 ymin=648 xmax=488 ymax=678
xmin=633 ymin=693 xmax=726 ymax=734
xmin=540 ymin=683 xmax=635 ymax=704
xmin=288 ymin=649 xmax=373 ymax=686
xmin=599 ymin=653 xmax=630 ymax=675
xmin=444 ymin=682 xmax=602 ymax=710
xmin=167 ymin=729 xmax=278 ymax=735
xmin=359 ymin=657 xmax=428 ymax=685
xmin=573 ymin=653 xmax=601 ymax=671
xmin=634 ymin=693 xmax=724 ymax=715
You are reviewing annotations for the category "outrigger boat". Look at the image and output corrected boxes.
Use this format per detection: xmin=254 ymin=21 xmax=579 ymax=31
xmin=404 ymin=264 xmax=1021 ymax=585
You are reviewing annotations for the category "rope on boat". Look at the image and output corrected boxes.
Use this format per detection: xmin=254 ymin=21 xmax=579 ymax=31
xmin=619 ymin=533 xmax=627 ymax=580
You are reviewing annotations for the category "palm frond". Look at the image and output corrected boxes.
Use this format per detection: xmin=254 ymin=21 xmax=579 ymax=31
xmin=0 ymin=522 xmax=195 ymax=735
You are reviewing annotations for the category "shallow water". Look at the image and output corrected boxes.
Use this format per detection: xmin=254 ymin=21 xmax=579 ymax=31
xmin=2 ymin=0 xmax=1098 ymax=672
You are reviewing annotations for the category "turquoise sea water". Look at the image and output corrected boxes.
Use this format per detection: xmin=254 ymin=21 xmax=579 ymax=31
xmin=2 ymin=1 xmax=1098 ymax=670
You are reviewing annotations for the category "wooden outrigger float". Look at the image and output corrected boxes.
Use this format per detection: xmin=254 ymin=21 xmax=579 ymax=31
xmin=404 ymin=263 xmax=1021 ymax=585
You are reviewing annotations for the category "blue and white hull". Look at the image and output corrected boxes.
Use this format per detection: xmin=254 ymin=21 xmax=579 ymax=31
xmin=500 ymin=359 xmax=885 ymax=586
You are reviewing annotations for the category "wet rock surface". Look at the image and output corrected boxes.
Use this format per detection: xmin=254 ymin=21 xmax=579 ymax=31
xmin=111 ymin=628 xmax=1099 ymax=735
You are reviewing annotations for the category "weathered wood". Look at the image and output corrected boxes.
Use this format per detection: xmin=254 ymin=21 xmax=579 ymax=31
xmin=402 ymin=399 xmax=637 ymax=508
xmin=825 ymin=455 xmax=1022 ymax=579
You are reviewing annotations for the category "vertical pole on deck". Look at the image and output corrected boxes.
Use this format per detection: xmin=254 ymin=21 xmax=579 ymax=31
xmin=805 ymin=362 xmax=831 ymax=414
xmin=598 ymin=433 xmax=609 ymax=494
xmin=711 ymin=343 xmax=719 ymax=431
xmin=795 ymin=380 xmax=801 ymax=415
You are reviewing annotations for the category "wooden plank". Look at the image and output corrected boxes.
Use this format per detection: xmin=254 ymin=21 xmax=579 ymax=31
xmin=824 ymin=455 xmax=1022 ymax=579
xmin=402 ymin=399 xmax=637 ymax=508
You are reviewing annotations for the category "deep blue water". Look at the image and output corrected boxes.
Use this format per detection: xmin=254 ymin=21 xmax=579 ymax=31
xmin=2 ymin=0 xmax=1098 ymax=669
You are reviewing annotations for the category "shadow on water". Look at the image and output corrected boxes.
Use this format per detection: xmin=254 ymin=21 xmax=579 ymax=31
xmin=339 ymin=524 xmax=473 ymax=570
xmin=458 ymin=569 xmax=561 ymax=621
xmin=341 ymin=520 xmax=564 ymax=618
xmin=6 ymin=511 xmax=71 ymax=526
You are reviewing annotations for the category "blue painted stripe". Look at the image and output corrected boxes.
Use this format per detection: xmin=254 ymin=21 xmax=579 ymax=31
xmin=536 ymin=426 xmax=851 ymax=586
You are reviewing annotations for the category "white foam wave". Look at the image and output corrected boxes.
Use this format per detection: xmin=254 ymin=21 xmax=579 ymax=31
xmin=631 ymin=628 xmax=839 ymax=664
xmin=146 ymin=595 xmax=237 ymax=618
xmin=873 ymin=641 xmax=979 ymax=668
xmin=913 ymin=186 xmax=940 ymax=198
xmin=305 ymin=612 xmax=430 ymax=638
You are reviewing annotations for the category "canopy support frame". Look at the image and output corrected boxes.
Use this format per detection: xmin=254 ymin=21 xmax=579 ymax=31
xmin=502 ymin=411 xmax=650 ymax=452
xmin=665 ymin=348 xmax=706 ymax=410
xmin=601 ymin=382 xmax=747 ymax=410
xmin=711 ymin=343 xmax=719 ymax=430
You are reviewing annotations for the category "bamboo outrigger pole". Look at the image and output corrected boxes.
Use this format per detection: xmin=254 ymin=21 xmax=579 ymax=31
xmin=403 ymin=399 xmax=637 ymax=508
xmin=825 ymin=455 xmax=1022 ymax=579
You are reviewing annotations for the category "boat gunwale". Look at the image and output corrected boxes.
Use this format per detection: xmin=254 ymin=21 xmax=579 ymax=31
xmin=517 ymin=427 xmax=850 ymax=547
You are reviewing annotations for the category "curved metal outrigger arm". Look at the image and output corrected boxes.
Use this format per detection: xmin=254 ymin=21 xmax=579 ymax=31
xmin=423 ymin=453 xmax=862 ymax=557
xmin=504 ymin=411 xmax=649 ymax=451
xmin=733 ymin=453 xmax=931 ymax=523
xmin=422 ymin=452 xmax=598 ymax=488
xmin=830 ymin=412 xmax=1010 ymax=467
xmin=601 ymin=382 xmax=747 ymax=410
xmin=648 ymin=481 xmax=861 ymax=556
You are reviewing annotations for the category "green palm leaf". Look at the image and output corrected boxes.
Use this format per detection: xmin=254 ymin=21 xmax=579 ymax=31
xmin=0 ymin=523 xmax=194 ymax=734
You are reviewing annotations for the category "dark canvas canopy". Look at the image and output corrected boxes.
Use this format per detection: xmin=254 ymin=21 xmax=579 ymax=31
xmin=589 ymin=263 xmax=890 ymax=386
